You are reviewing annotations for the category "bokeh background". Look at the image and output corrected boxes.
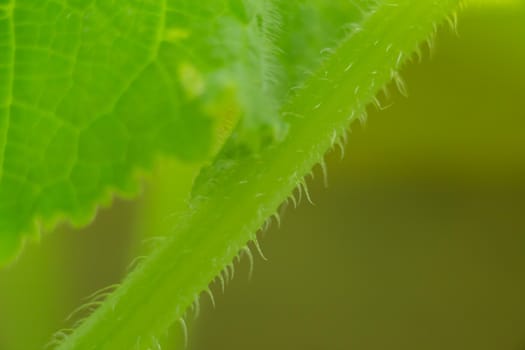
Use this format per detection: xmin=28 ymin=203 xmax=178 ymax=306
xmin=1 ymin=4 xmax=524 ymax=350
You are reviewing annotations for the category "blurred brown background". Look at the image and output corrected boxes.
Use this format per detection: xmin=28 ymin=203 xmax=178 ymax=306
xmin=1 ymin=4 xmax=524 ymax=350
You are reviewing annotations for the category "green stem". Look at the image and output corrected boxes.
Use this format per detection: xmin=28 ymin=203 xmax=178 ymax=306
xmin=57 ymin=1 xmax=459 ymax=349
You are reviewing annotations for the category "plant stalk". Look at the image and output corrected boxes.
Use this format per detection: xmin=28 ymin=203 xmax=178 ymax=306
xmin=57 ymin=1 xmax=460 ymax=349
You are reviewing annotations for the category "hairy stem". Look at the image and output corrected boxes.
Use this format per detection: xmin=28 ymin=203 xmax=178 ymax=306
xmin=57 ymin=1 xmax=460 ymax=349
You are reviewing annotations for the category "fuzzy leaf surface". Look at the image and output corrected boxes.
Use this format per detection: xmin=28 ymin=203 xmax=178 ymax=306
xmin=0 ymin=0 xmax=285 ymax=264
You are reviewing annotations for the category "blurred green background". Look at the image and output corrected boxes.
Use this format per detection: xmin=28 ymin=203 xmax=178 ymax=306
xmin=1 ymin=4 xmax=524 ymax=350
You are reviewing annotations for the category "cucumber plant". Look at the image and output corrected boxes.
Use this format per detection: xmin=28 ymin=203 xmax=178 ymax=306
xmin=0 ymin=0 xmax=468 ymax=349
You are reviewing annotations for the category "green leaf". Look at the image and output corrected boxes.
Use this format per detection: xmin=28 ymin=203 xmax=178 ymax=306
xmin=0 ymin=0 xmax=284 ymax=264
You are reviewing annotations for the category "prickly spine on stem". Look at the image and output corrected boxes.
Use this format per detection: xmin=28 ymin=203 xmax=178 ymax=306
xmin=178 ymin=318 xmax=188 ymax=348
xmin=204 ymin=288 xmax=215 ymax=308
xmin=252 ymin=238 xmax=268 ymax=261
xmin=241 ymin=246 xmax=255 ymax=279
